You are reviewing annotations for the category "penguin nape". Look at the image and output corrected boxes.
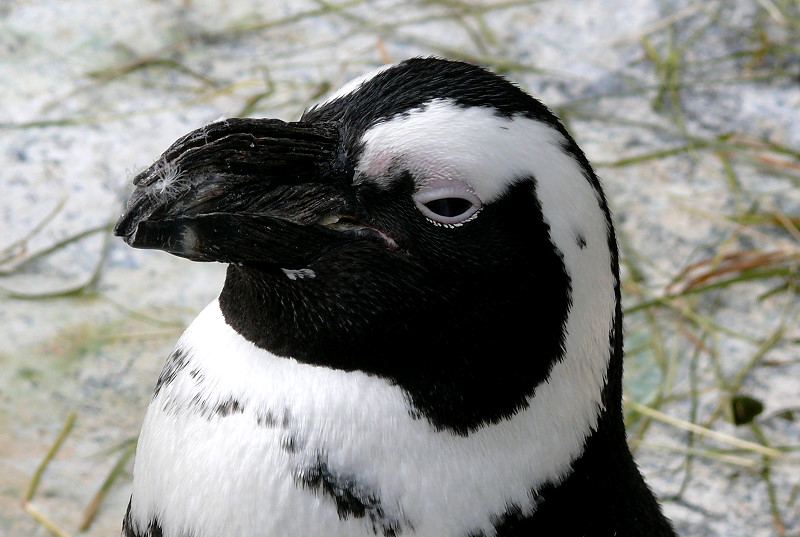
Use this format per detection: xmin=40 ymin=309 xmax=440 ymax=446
xmin=114 ymin=57 xmax=678 ymax=537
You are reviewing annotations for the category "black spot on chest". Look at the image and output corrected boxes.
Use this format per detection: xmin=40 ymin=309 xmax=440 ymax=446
xmin=256 ymin=408 xmax=291 ymax=428
xmin=214 ymin=397 xmax=244 ymax=417
xmin=122 ymin=499 xmax=174 ymax=537
xmin=298 ymin=458 xmax=408 ymax=536
xmin=153 ymin=348 xmax=189 ymax=397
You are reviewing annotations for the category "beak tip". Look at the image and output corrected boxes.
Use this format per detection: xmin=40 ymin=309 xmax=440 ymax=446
xmin=113 ymin=217 xmax=206 ymax=261
xmin=112 ymin=212 xmax=137 ymax=241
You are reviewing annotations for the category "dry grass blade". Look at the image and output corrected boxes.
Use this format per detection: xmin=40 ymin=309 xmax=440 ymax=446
xmin=666 ymin=249 xmax=799 ymax=295
xmin=20 ymin=502 xmax=75 ymax=537
xmin=22 ymin=412 xmax=77 ymax=537
xmin=23 ymin=412 xmax=76 ymax=502
xmin=0 ymin=223 xmax=111 ymax=277
xmin=624 ymin=398 xmax=784 ymax=458
xmin=1 ymin=224 xmax=113 ymax=299
xmin=80 ymin=439 xmax=137 ymax=531
xmin=755 ymin=152 xmax=800 ymax=172
xmin=630 ymin=440 xmax=761 ymax=468
xmin=0 ymin=196 xmax=68 ymax=267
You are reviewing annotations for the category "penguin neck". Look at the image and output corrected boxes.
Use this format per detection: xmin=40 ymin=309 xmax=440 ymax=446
xmin=213 ymin=265 xmax=677 ymax=536
xmin=217 ymin=261 xmax=570 ymax=435
xmin=490 ymin=340 xmax=676 ymax=537
xmin=501 ymin=406 xmax=676 ymax=536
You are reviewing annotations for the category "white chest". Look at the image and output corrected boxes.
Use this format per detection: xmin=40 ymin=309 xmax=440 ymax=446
xmin=127 ymin=300 xmax=607 ymax=537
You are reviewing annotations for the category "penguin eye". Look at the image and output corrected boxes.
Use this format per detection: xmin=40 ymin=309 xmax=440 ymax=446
xmin=413 ymin=179 xmax=482 ymax=225
xmin=424 ymin=198 xmax=474 ymax=218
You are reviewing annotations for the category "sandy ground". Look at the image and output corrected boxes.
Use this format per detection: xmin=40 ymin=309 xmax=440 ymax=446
xmin=1 ymin=1 xmax=798 ymax=536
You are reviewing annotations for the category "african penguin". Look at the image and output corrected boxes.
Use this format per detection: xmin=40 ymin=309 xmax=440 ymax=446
xmin=114 ymin=57 xmax=677 ymax=537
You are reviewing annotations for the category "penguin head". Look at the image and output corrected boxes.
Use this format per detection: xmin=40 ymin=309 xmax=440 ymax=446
xmin=114 ymin=57 xmax=621 ymax=436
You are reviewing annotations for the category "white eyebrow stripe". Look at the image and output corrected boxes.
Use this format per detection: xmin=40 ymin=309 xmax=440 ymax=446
xmin=355 ymin=98 xmax=573 ymax=204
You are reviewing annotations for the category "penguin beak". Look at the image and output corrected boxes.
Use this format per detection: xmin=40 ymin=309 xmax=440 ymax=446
xmin=113 ymin=118 xmax=366 ymax=268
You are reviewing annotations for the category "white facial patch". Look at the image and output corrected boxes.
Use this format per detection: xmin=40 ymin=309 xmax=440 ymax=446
xmin=356 ymin=99 xmax=574 ymax=204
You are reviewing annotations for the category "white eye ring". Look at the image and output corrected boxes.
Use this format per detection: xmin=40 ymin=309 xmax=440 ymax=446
xmin=413 ymin=178 xmax=483 ymax=225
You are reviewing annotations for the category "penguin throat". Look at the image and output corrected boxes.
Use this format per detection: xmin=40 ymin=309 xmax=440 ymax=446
xmin=218 ymin=259 xmax=571 ymax=435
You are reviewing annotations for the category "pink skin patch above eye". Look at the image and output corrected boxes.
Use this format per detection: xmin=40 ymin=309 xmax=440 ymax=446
xmin=358 ymin=148 xmax=395 ymax=178
xmin=358 ymin=147 xmax=461 ymax=192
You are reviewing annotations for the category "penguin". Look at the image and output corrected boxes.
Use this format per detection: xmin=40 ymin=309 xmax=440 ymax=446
xmin=114 ymin=57 xmax=677 ymax=537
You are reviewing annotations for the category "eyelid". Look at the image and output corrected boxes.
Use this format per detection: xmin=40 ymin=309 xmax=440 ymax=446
xmin=413 ymin=178 xmax=483 ymax=225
